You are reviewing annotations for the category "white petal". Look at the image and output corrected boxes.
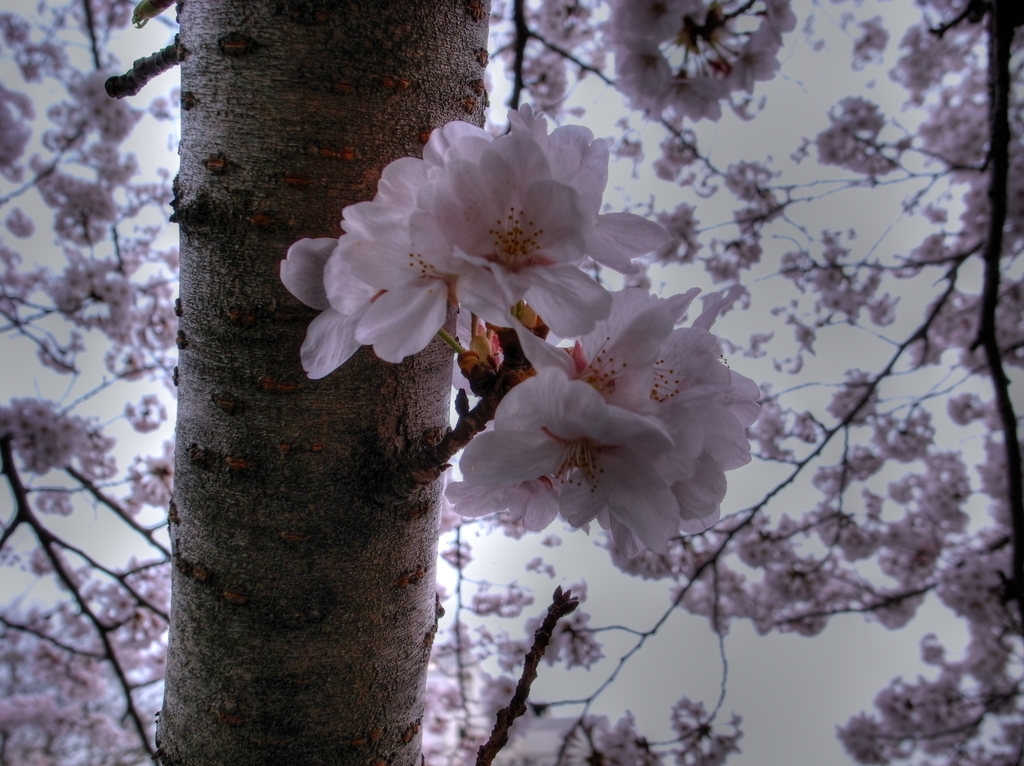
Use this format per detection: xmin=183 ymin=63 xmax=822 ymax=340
xmin=340 ymin=199 xmax=413 ymax=240
xmin=512 ymin=319 xmax=576 ymax=378
xmin=602 ymin=451 xmax=679 ymax=553
xmin=581 ymin=288 xmax=675 ymax=376
xmin=300 ymin=307 xmax=363 ymax=379
xmin=559 ymin=474 xmax=608 ymax=529
xmin=585 ymin=212 xmax=672 ymax=272
xmin=281 ymin=238 xmax=336 ymax=310
xmin=664 ymin=287 xmax=702 ymax=322
xmin=513 ymin=481 xmax=560 ymax=531
xmin=679 ymin=507 xmax=721 ymax=535
xmin=459 ymin=429 xmax=565 ymax=486
xmin=546 ymin=126 xmax=605 ymax=215
xmin=375 ymin=157 xmax=428 ymax=207
xmin=521 ymin=371 xmax=612 ymax=441
xmin=423 ymin=121 xmax=492 ymax=169
xmin=445 ymin=481 xmax=514 ymax=518
xmin=456 ymin=266 xmax=516 ymax=327
xmin=345 ymin=217 xmax=454 ymax=290
xmin=356 ymin=283 xmax=449 ymax=363
xmin=693 ymin=284 xmax=744 ymax=330
xmin=673 ymin=453 xmax=727 ymax=524
xmin=606 ymin=516 xmax=646 ymax=558
xmin=519 ymin=264 xmax=612 ymax=338
xmin=323 ymin=252 xmax=377 ymax=314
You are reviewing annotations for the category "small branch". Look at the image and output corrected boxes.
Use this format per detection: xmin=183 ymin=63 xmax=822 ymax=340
xmin=66 ymin=466 xmax=171 ymax=555
xmin=508 ymin=0 xmax=529 ymax=110
xmin=476 ymin=586 xmax=580 ymax=766
xmin=402 ymin=326 xmax=535 ymax=489
xmin=974 ymin=0 xmax=1024 ymax=636
xmin=40 ymin=537 xmax=155 ymax=756
xmin=105 ymin=36 xmax=182 ymax=99
xmin=929 ymin=0 xmax=988 ymax=38
xmin=0 ymin=615 xmax=106 ymax=658
xmin=0 ymin=436 xmax=29 ymax=552
xmin=82 ymin=0 xmax=102 ymax=70
xmin=530 ymin=32 xmax=612 ymax=85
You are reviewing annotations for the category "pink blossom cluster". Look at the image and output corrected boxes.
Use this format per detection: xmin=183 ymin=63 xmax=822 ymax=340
xmin=814 ymin=96 xmax=901 ymax=178
xmin=447 ymin=287 xmax=760 ymax=555
xmin=0 ymin=398 xmax=114 ymax=478
xmin=125 ymin=440 xmax=175 ymax=514
xmin=284 ymin=107 xmax=760 ymax=556
xmin=0 ymin=83 xmax=33 ymax=179
xmin=607 ymin=0 xmax=796 ymax=122
xmin=0 ymin=631 xmax=148 ymax=766
xmin=282 ymin=105 xmax=668 ymax=372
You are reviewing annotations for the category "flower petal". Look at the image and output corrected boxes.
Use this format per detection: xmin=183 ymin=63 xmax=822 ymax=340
xmin=518 ymin=264 xmax=612 ymax=338
xmin=602 ymin=451 xmax=679 ymax=553
xmin=584 ymin=212 xmax=672 ymax=273
xmin=300 ymin=307 xmax=364 ymax=379
xmin=459 ymin=429 xmax=565 ymax=486
xmin=281 ymin=238 xmax=336 ymax=310
xmin=356 ymin=282 xmax=449 ymax=363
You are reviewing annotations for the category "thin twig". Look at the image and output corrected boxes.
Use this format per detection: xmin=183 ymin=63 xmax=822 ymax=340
xmin=82 ymin=0 xmax=101 ymax=70
xmin=508 ymin=0 xmax=529 ymax=110
xmin=454 ymin=526 xmax=473 ymax=735
xmin=476 ymin=587 xmax=580 ymax=766
xmin=929 ymin=0 xmax=987 ymax=38
xmin=66 ymin=466 xmax=171 ymax=555
xmin=402 ymin=326 xmax=535 ymax=491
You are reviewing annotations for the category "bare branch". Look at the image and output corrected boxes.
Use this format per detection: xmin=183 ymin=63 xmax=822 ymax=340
xmin=82 ymin=0 xmax=102 ymax=70
xmin=508 ymin=0 xmax=529 ymax=110
xmin=476 ymin=586 xmax=580 ymax=766
xmin=974 ymin=0 xmax=1024 ymax=636
xmin=66 ymin=466 xmax=171 ymax=555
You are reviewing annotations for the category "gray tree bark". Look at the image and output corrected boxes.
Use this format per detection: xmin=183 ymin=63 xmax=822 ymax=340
xmin=158 ymin=1 xmax=488 ymax=763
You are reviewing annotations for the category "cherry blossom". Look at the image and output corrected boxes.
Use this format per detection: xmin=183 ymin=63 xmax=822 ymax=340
xmin=455 ymin=367 xmax=681 ymax=552
xmin=450 ymin=288 xmax=760 ymax=554
xmin=283 ymin=107 xmax=670 ymax=374
xmin=608 ymin=0 xmax=795 ymax=122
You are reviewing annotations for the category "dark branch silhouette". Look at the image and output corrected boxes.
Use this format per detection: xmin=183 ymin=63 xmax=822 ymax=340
xmin=476 ymin=586 xmax=580 ymax=766
xmin=974 ymin=0 xmax=1024 ymax=635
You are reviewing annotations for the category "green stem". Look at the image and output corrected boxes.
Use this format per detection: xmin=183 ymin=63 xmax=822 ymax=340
xmin=437 ymin=328 xmax=467 ymax=354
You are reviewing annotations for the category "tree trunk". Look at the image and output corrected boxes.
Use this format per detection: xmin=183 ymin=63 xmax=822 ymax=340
xmin=159 ymin=1 xmax=488 ymax=763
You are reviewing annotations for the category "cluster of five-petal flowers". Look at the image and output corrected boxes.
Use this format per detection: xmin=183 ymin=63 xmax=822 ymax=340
xmin=447 ymin=287 xmax=761 ymax=556
xmin=281 ymin=106 xmax=669 ymax=374
xmin=282 ymin=107 xmax=760 ymax=555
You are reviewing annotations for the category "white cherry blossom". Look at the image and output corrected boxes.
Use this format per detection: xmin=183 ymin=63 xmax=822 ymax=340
xmin=608 ymin=0 xmax=793 ymax=122
xmin=279 ymin=237 xmax=375 ymax=377
xmin=452 ymin=368 xmax=681 ymax=553
xmin=283 ymin=107 xmax=670 ymax=374
xmin=470 ymin=287 xmax=761 ymax=552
